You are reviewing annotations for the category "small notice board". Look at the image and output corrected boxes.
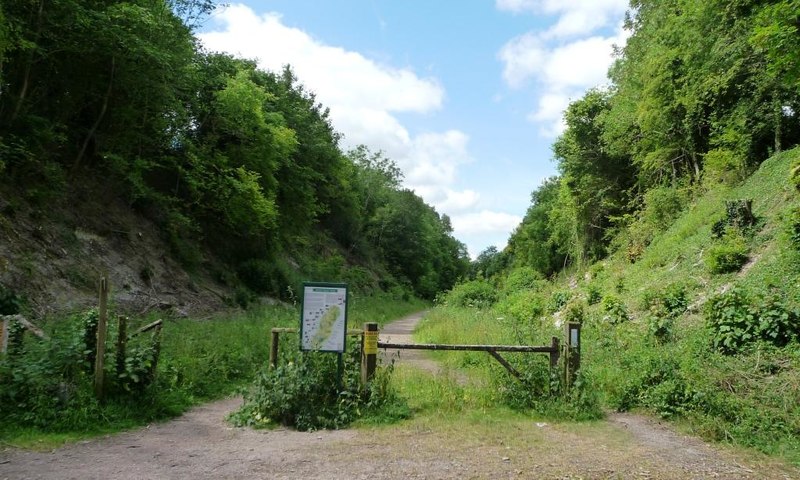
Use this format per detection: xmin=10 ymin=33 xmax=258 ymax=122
xmin=300 ymin=283 xmax=348 ymax=352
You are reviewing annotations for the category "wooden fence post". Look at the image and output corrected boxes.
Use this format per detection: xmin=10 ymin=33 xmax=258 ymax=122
xmin=116 ymin=315 xmax=127 ymax=376
xmin=361 ymin=322 xmax=378 ymax=389
xmin=0 ymin=316 xmax=8 ymax=354
xmin=94 ymin=276 xmax=109 ymax=400
xmin=149 ymin=324 xmax=162 ymax=379
xmin=549 ymin=336 xmax=560 ymax=369
xmin=269 ymin=329 xmax=280 ymax=368
xmin=564 ymin=322 xmax=581 ymax=389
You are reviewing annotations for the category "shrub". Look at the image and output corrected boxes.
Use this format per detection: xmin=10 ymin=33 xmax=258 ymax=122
xmin=547 ymin=290 xmax=570 ymax=313
xmin=647 ymin=314 xmax=675 ymax=344
xmin=441 ymin=280 xmax=497 ymax=308
xmin=706 ymin=287 xmax=800 ymax=354
xmin=787 ymin=206 xmax=800 ymax=250
xmin=703 ymin=148 xmax=746 ymax=186
xmin=495 ymin=289 xmax=544 ymax=322
xmin=564 ymin=300 xmax=586 ymax=324
xmin=231 ymin=349 xmax=406 ymax=430
xmin=0 ymin=285 xmax=22 ymax=315
xmin=706 ymin=231 xmax=749 ymax=274
xmin=586 ymin=284 xmax=602 ymax=305
xmin=503 ymin=266 xmax=545 ymax=293
xmin=601 ymin=295 xmax=629 ymax=324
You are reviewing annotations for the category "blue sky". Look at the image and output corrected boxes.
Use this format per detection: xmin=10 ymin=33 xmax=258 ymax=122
xmin=199 ymin=0 xmax=630 ymax=258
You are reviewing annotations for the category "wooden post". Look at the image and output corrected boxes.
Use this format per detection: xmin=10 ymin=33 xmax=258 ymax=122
xmin=149 ymin=324 xmax=162 ymax=379
xmin=94 ymin=277 xmax=109 ymax=400
xmin=0 ymin=316 xmax=8 ymax=354
xmin=361 ymin=322 xmax=378 ymax=388
xmin=565 ymin=322 xmax=581 ymax=389
xmin=116 ymin=315 xmax=127 ymax=376
xmin=270 ymin=329 xmax=280 ymax=368
xmin=549 ymin=336 xmax=560 ymax=370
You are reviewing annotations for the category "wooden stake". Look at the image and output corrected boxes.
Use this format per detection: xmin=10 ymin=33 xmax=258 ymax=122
xmin=116 ymin=315 xmax=127 ymax=377
xmin=94 ymin=277 xmax=109 ymax=400
xmin=0 ymin=316 xmax=8 ymax=354
xmin=270 ymin=329 xmax=280 ymax=368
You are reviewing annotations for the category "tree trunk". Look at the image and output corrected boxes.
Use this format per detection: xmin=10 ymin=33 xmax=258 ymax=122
xmin=73 ymin=56 xmax=115 ymax=170
xmin=10 ymin=0 xmax=45 ymax=122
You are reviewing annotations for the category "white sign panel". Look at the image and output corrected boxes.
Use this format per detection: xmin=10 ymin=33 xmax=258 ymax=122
xmin=300 ymin=283 xmax=348 ymax=352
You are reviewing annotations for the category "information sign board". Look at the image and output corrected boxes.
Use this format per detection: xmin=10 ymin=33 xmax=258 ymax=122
xmin=300 ymin=283 xmax=348 ymax=352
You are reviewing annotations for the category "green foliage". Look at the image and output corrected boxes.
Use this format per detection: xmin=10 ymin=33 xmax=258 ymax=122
xmin=704 ymin=148 xmax=747 ymax=186
xmin=547 ymin=290 xmax=570 ymax=313
xmin=0 ymin=285 xmax=22 ymax=315
xmin=0 ymin=309 xmax=163 ymax=431
xmin=706 ymin=230 xmax=749 ymax=274
xmin=586 ymin=284 xmax=602 ymax=305
xmin=787 ymin=206 xmax=800 ymax=250
xmin=564 ymin=300 xmax=586 ymax=324
xmin=231 ymin=349 xmax=407 ymax=431
xmin=495 ymin=289 xmax=544 ymax=322
xmin=706 ymin=287 xmax=800 ymax=354
xmin=502 ymin=266 xmax=545 ymax=293
xmin=506 ymin=177 xmax=566 ymax=276
xmin=620 ymin=186 xmax=687 ymax=263
xmin=440 ymin=280 xmax=497 ymax=308
xmin=601 ymin=296 xmax=628 ymax=324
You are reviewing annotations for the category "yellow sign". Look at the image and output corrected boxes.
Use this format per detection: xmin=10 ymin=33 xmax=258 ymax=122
xmin=363 ymin=331 xmax=378 ymax=355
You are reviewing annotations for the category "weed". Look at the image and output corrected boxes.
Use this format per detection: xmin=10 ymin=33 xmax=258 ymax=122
xmin=601 ymin=296 xmax=628 ymax=324
xmin=706 ymin=230 xmax=749 ymax=273
xmin=705 ymin=286 xmax=800 ymax=354
xmin=230 ymin=348 xmax=407 ymax=431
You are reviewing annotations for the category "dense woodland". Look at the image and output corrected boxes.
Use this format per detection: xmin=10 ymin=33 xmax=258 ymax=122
xmin=0 ymin=0 xmax=469 ymax=301
xmin=496 ymin=0 xmax=800 ymax=277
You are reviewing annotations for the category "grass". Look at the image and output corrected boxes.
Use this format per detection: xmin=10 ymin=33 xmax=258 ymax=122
xmin=0 ymin=295 xmax=427 ymax=448
xmin=405 ymin=148 xmax=800 ymax=466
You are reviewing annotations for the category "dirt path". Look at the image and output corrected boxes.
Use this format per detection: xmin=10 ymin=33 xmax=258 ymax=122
xmin=2 ymin=312 xmax=798 ymax=479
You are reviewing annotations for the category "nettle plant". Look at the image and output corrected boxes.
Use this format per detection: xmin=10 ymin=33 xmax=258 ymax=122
xmin=705 ymin=287 xmax=800 ymax=354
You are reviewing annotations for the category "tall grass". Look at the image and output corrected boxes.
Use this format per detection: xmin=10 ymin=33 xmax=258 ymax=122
xmin=0 ymin=296 xmax=426 ymax=448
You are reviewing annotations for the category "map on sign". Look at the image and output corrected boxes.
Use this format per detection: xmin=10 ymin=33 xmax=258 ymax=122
xmin=300 ymin=283 xmax=347 ymax=352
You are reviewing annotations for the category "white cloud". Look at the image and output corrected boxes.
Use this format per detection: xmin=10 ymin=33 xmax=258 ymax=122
xmin=200 ymin=4 xmax=519 ymax=250
xmin=452 ymin=210 xmax=522 ymax=236
xmin=200 ymin=6 xmax=443 ymax=115
xmin=496 ymin=0 xmax=628 ymax=39
xmin=200 ymin=6 xmax=456 ymax=195
xmin=497 ymin=5 xmax=630 ymax=137
xmin=498 ymin=32 xmax=544 ymax=89
xmin=495 ymin=0 xmax=538 ymax=13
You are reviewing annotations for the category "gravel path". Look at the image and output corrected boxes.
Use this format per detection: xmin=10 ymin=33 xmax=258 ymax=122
xmin=2 ymin=311 xmax=798 ymax=480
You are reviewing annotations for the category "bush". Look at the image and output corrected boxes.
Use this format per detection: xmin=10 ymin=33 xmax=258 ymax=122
xmin=547 ymin=290 xmax=570 ymax=313
xmin=495 ymin=289 xmax=544 ymax=322
xmin=440 ymin=280 xmax=497 ymax=308
xmin=601 ymin=296 xmax=629 ymax=324
xmin=703 ymin=148 xmax=746 ymax=186
xmin=706 ymin=287 xmax=800 ymax=354
xmin=0 ymin=285 xmax=22 ymax=315
xmin=706 ymin=231 xmax=749 ymax=273
xmin=787 ymin=206 xmax=800 ymax=250
xmin=231 ymin=348 xmax=406 ymax=431
xmin=586 ymin=284 xmax=602 ymax=305
xmin=503 ymin=267 xmax=545 ymax=293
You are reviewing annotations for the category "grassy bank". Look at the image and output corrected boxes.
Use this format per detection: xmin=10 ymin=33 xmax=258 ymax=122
xmin=413 ymin=149 xmax=800 ymax=465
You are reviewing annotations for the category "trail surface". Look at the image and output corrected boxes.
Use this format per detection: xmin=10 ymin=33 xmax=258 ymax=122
xmin=2 ymin=311 xmax=797 ymax=479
